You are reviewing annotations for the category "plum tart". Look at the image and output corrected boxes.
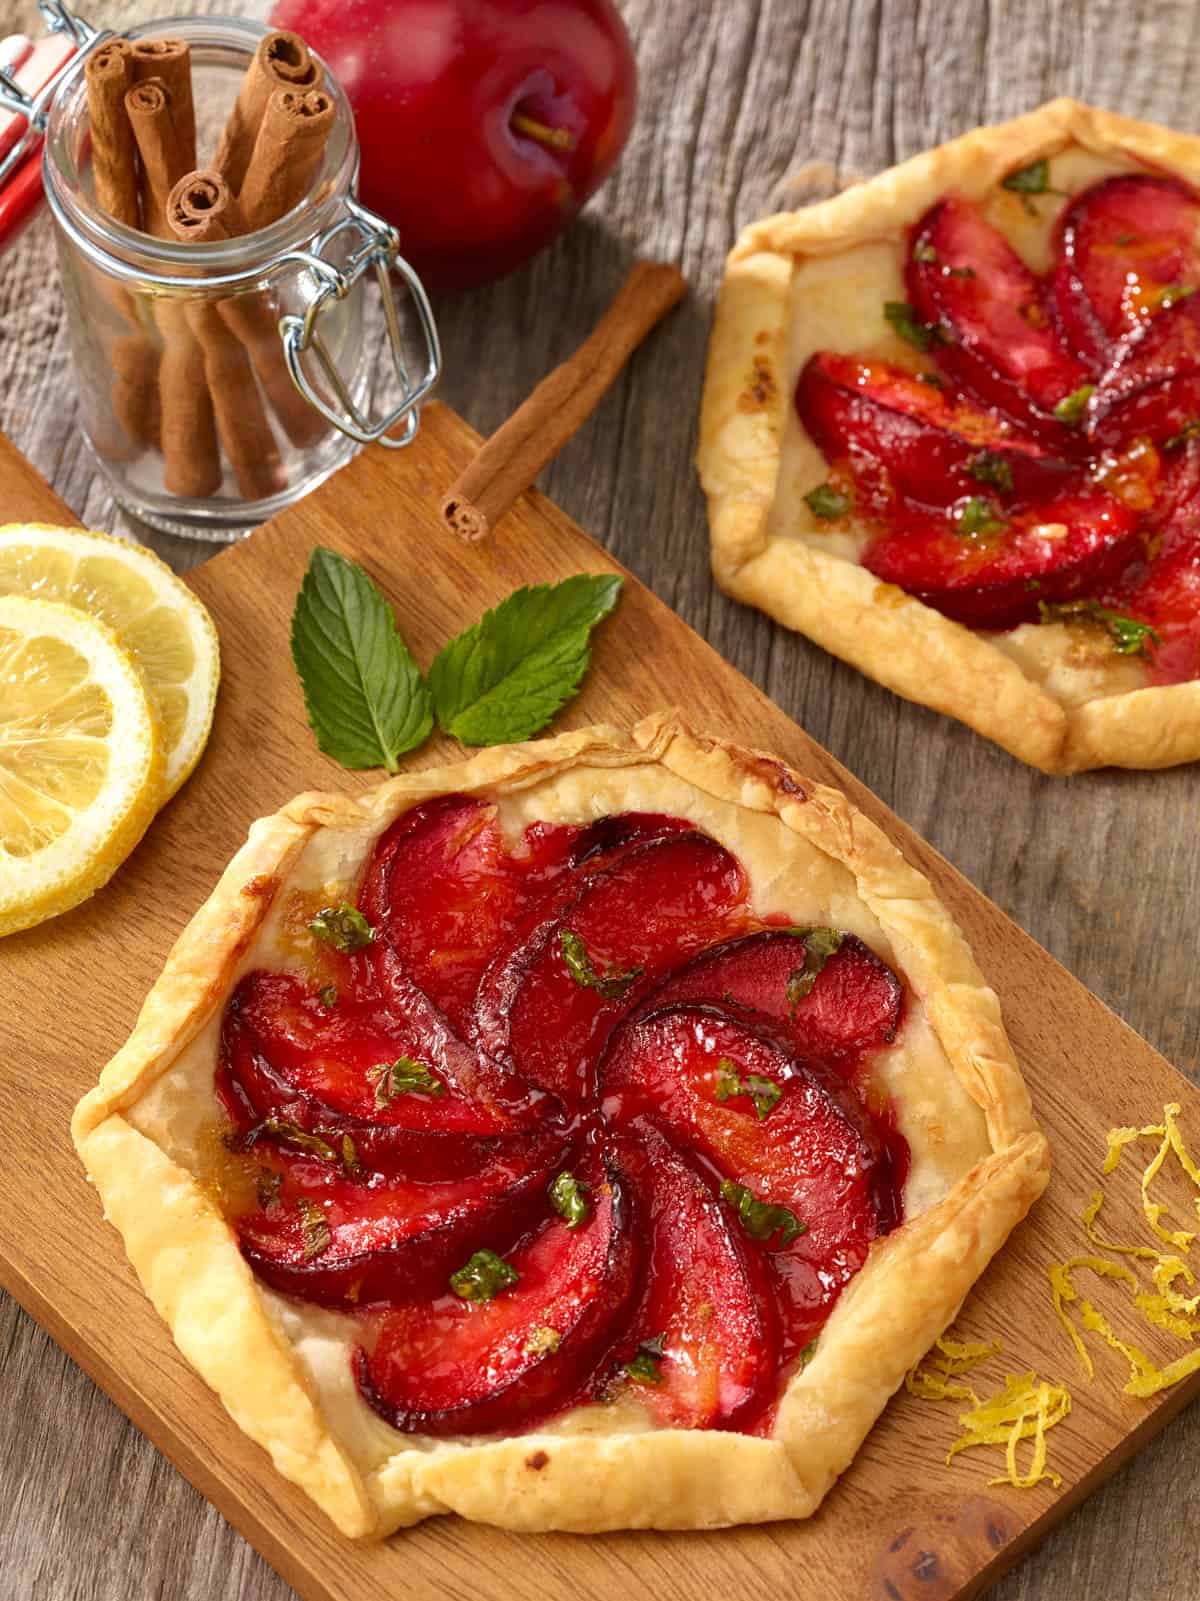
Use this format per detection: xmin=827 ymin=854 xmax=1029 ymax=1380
xmin=699 ymin=100 xmax=1200 ymax=772
xmin=73 ymin=717 xmax=1048 ymax=1536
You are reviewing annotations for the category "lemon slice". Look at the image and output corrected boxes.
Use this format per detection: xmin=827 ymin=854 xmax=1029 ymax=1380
xmin=0 ymin=595 xmax=163 ymax=936
xmin=0 ymin=524 xmax=219 ymax=798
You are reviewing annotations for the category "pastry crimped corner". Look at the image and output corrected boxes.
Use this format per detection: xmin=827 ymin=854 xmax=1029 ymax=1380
xmin=73 ymin=716 xmax=1048 ymax=1537
xmin=699 ymin=99 xmax=1200 ymax=774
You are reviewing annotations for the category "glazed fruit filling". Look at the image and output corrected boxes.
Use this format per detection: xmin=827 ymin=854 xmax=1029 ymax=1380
xmin=216 ymin=801 xmax=909 ymax=1438
xmin=794 ymin=172 xmax=1200 ymax=682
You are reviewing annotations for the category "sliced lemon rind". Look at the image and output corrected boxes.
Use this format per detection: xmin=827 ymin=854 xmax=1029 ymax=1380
xmin=0 ymin=523 xmax=219 ymax=797
xmin=0 ymin=595 xmax=163 ymax=937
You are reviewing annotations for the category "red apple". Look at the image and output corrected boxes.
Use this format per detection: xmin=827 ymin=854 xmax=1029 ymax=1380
xmin=269 ymin=0 xmax=637 ymax=290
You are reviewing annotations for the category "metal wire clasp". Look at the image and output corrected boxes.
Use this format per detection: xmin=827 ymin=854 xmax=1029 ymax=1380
xmin=0 ymin=2 xmax=100 ymax=189
xmin=278 ymin=197 xmax=440 ymax=450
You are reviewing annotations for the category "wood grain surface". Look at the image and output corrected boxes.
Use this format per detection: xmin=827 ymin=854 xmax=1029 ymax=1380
xmin=5 ymin=398 xmax=1200 ymax=1601
xmin=1 ymin=3 xmax=1198 ymax=1599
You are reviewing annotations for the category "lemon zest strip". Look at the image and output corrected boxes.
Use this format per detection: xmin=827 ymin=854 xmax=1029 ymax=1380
xmin=1082 ymin=1189 xmax=1158 ymax=1261
xmin=1049 ymin=1255 xmax=1138 ymax=1379
xmin=945 ymin=1372 xmax=1070 ymax=1491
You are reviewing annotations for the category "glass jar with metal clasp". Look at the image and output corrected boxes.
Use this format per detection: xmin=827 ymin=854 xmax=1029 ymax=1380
xmin=2 ymin=3 xmax=440 ymax=540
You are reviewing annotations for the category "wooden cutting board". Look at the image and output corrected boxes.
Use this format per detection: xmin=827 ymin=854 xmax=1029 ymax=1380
xmin=4 ymin=405 xmax=1200 ymax=1601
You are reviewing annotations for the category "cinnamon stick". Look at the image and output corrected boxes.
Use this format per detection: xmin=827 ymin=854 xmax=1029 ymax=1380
xmin=238 ymin=87 xmax=335 ymax=232
xmin=153 ymin=300 xmax=223 ymax=499
xmin=166 ymin=171 xmax=290 ymax=498
xmin=167 ymin=170 xmax=325 ymax=449
xmin=125 ymin=77 xmax=191 ymax=238
xmin=129 ymin=38 xmax=196 ymax=174
xmin=441 ymin=261 xmax=688 ymax=542
xmin=125 ymin=77 xmax=221 ymax=496
xmin=214 ymin=29 xmax=323 ymax=195
xmin=84 ymin=39 xmax=139 ymax=227
xmin=85 ymin=39 xmax=159 ymax=451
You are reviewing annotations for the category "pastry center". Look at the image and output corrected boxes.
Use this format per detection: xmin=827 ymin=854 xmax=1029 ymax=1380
xmin=214 ymin=800 xmax=909 ymax=1438
xmin=795 ymin=172 xmax=1200 ymax=685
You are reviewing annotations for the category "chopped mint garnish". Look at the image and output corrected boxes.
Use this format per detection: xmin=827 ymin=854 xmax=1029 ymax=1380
xmin=308 ymin=903 xmax=375 ymax=953
xmin=549 ymin=1170 xmax=592 ymax=1229
xmin=804 ymin=483 xmax=851 ymax=520
xmin=1052 ymin=384 xmax=1095 ymax=426
xmin=966 ymin=451 xmax=1015 ymax=495
xmin=713 ymin=1058 xmax=782 ymax=1119
xmin=368 ymin=1056 xmax=445 ymax=1106
xmin=785 ymin=926 xmax=844 ymax=1006
xmin=450 ymin=1248 xmax=520 ymax=1302
xmin=560 ymin=929 xmax=642 ymax=1001
xmin=625 ymin=1332 xmax=667 ymax=1385
xmin=720 ymin=1179 xmax=805 ymax=1248
xmin=1037 ymin=599 xmax=1160 ymax=656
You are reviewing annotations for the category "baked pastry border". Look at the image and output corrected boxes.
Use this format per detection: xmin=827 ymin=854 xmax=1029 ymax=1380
xmin=697 ymin=97 xmax=1200 ymax=774
xmin=72 ymin=714 xmax=1050 ymax=1537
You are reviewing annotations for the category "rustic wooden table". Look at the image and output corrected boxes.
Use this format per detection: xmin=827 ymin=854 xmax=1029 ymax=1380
xmin=2 ymin=1 xmax=1198 ymax=1597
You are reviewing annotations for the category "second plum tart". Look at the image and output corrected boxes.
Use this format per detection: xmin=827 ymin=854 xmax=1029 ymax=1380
xmin=699 ymin=99 xmax=1200 ymax=773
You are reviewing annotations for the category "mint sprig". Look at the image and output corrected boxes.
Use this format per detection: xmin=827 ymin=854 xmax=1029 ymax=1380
xmin=290 ymin=547 xmax=432 ymax=771
xmin=429 ymin=575 xmax=623 ymax=746
xmin=291 ymin=554 xmax=623 ymax=766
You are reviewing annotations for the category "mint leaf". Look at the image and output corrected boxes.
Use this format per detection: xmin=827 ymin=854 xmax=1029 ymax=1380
xmin=429 ymin=575 xmax=622 ymax=746
xmin=291 ymin=547 xmax=432 ymax=771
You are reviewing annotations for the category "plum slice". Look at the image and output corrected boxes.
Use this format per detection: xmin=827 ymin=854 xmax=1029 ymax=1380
xmin=908 ymin=195 xmax=1092 ymax=444
xmin=795 ymin=352 xmax=1072 ymax=512
xmin=566 ymin=811 xmax=692 ymax=865
xmin=612 ymin=1123 xmax=778 ymax=1430
xmin=234 ymin=1129 xmax=567 ymax=1308
xmin=1106 ymin=505 xmax=1200 ymax=685
xmin=218 ymin=970 xmax=534 ymax=1179
xmin=358 ymin=795 xmax=579 ymax=1041
xmin=862 ymin=486 xmax=1141 ymax=629
xmin=475 ymin=832 xmax=750 ymax=1104
xmin=1055 ymin=174 xmax=1200 ymax=369
xmin=601 ymin=1002 xmax=901 ymax=1357
xmin=640 ymin=927 xmax=902 ymax=1070
xmin=353 ymin=1156 xmax=637 ymax=1436
xmin=1088 ymin=293 xmax=1200 ymax=452
xmin=602 ymin=1002 xmax=898 ymax=1228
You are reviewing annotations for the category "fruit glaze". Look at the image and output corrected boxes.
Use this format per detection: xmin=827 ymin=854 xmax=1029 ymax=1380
xmin=216 ymin=799 xmax=908 ymax=1438
xmin=795 ymin=173 xmax=1200 ymax=682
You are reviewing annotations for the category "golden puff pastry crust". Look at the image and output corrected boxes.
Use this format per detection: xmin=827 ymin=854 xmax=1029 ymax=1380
xmin=698 ymin=98 xmax=1200 ymax=773
xmin=72 ymin=715 xmax=1049 ymax=1537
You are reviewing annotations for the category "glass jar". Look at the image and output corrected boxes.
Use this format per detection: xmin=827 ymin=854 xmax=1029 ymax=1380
xmin=37 ymin=11 xmax=439 ymax=540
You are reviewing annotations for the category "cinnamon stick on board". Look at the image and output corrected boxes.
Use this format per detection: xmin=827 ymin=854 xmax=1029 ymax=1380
xmin=125 ymin=77 xmax=221 ymax=498
xmin=84 ymin=38 xmax=159 ymax=453
xmin=166 ymin=171 xmax=289 ymax=498
xmin=215 ymin=29 xmax=323 ymax=194
xmin=441 ymin=260 xmax=688 ymax=542
xmin=238 ymin=87 xmax=335 ymax=231
xmin=167 ymin=170 xmax=325 ymax=448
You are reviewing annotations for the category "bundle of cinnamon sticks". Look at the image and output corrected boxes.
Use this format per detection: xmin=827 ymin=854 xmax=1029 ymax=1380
xmin=84 ymin=30 xmax=335 ymax=501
